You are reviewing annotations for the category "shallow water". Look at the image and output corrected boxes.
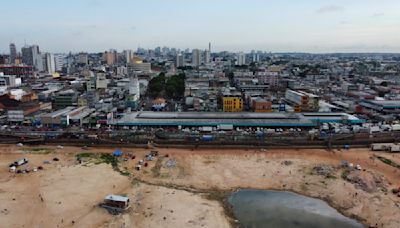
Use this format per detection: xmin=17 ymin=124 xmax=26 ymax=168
xmin=229 ymin=189 xmax=364 ymax=228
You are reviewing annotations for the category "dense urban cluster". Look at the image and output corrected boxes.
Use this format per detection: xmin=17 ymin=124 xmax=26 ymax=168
xmin=1 ymin=42 xmax=400 ymax=144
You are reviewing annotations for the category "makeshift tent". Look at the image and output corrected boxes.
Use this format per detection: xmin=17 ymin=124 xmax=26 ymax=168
xmin=113 ymin=149 xmax=123 ymax=157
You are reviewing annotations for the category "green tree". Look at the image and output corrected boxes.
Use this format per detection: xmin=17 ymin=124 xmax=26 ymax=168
xmin=148 ymin=73 xmax=166 ymax=98
xmin=165 ymin=73 xmax=185 ymax=100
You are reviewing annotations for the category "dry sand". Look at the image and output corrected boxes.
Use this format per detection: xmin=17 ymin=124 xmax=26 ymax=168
xmin=0 ymin=145 xmax=230 ymax=228
xmin=0 ymin=144 xmax=400 ymax=228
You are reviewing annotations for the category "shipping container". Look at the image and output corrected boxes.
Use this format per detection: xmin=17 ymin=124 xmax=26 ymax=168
xmin=370 ymin=143 xmax=393 ymax=151
xmin=390 ymin=144 xmax=400 ymax=152
xmin=391 ymin=124 xmax=400 ymax=131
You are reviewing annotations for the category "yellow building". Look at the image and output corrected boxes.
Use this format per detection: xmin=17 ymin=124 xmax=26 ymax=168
xmin=77 ymin=97 xmax=88 ymax=107
xmin=223 ymin=96 xmax=244 ymax=112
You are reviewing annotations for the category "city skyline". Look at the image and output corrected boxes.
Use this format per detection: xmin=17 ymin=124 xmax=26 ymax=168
xmin=1 ymin=0 xmax=400 ymax=53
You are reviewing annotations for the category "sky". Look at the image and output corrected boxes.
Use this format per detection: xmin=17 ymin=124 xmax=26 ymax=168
xmin=1 ymin=0 xmax=400 ymax=53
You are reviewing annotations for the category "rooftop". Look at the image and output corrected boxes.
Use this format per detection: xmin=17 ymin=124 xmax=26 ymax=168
xmin=360 ymin=100 xmax=400 ymax=109
xmin=104 ymin=195 xmax=129 ymax=202
xmin=41 ymin=107 xmax=75 ymax=118
xmin=111 ymin=111 xmax=315 ymax=127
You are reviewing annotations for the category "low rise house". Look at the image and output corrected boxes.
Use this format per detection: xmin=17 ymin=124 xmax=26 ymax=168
xmin=251 ymin=97 xmax=272 ymax=112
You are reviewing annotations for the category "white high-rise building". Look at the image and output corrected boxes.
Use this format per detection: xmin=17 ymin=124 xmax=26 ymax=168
xmin=45 ymin=53 xmax=56 ymax=74
xmin=176 ymin=54 xmax=184 ymax=67
xmin=192 ymin=49 xmax=202 ymax=67
xmin=236 ymin=52 xmax=246 ymax=66
xmin=204 ymin=50 xmax=210 ymax=64
xmin=124 ymin=50 xmax=135 ymax=63
xmin=252 ymin=53 xmax=260 ymax=62
xmin=54 ymin=54 xmax=65 ymax=71
xmin=128 ymin=75 xmax=140 ymax=101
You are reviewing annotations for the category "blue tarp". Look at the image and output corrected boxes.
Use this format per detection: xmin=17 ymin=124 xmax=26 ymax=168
xmin=113 ymin=149 xmax=123 ymax=157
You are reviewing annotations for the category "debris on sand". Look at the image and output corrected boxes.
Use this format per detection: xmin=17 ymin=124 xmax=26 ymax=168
xmin=281 ymin=160 xmax=293 ymax=166
xmin=342 ymin=170 xmax=389 ymax=193
xmin=312 ymin=164 xmax=335 ymax=177
xmin=164 ymin=159 xmax=177 ymax=168
xmin=1 ymin=208 xmax=9 ymax=215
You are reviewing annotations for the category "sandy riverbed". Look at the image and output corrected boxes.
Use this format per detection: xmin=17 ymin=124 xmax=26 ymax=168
xmin=0 ymin=144 xmax=399 ymax=228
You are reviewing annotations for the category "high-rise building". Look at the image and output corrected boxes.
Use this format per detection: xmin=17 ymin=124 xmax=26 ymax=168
xmin=96 ymin=72 xmax=108 ymax=89
xmin=162 ymin=47 xmax=169 ymax=55
xmin=104 ymin=49 xmax=117 ymax=65
xmin=21 ymin=45 xmax=41 ymax=70
xmin=170 ymin=48 xmax=177 ymax=56
xmin=123 ymin=50 xmax=134 ymax=63
xmin=37 ymin=54 xmax=46 ymax=72
xmin=252 ymin=53 xmax=260 ymax=62
xmin=128 ymin=75 xmax=140 ymax=97
xmin=78 ymin=52 xmax=88 ymax=65
xmin=176 ymin=54 xmax=184 ymax=67
xmin=54 ymin=54 xmax=65 ymax=71
xmin=9 ymin=43 xmax=17 ymax=64
xmin=155 ymin=47 xmax=161 ymax=56
xmin=204 ymin=50 xmax=211 ymax=64
xmin=45 ymin=53 xmax=56 ymax=74
xmin=192 ymin=49 xmax=202 ymax=67
xmin=236 ymin=52 xmax=246 ymax=66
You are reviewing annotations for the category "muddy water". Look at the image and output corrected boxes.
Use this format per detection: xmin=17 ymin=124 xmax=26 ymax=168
xmin=229 ymin=189 xmax=364 ymax=228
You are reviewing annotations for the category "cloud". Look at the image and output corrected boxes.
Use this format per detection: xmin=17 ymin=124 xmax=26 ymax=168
xmin=371 ymin=13 xmax=384 ymax=18
xmin=316 ymin=5 xmax=345 ymax=14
